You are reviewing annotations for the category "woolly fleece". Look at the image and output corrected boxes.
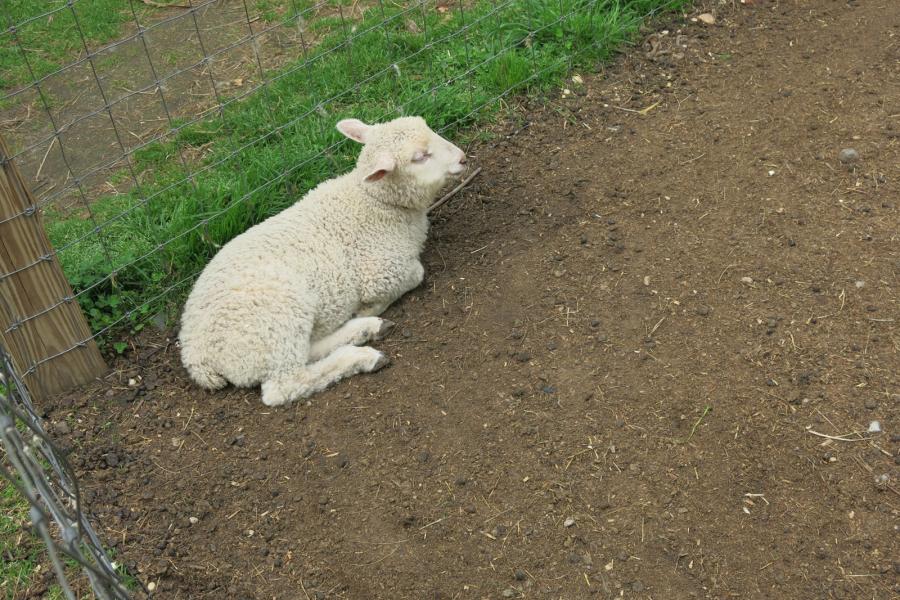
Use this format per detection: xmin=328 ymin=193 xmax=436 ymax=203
xmin=178 ymin=116 xmax=466 ymax=406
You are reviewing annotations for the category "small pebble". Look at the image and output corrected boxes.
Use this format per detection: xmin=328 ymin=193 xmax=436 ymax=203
xmin=189 ymin=516 xmax=199 ymax=525
xmin=514 ymin=569 xmax=526 ymax=581
xmin=838 ymin=148 xmax=859 ymax=164
xmin=147 ymin=582 xmax=157 ymax=592
xmin=501 ymin=589 xmax=516 ymax=599
xmin=864 ymin=398 xmax=877 ymax=410
xmin=741 ymin=276 xmax=753 ymax=284
xmin=564 ymin=516 xmax=575 ymax=528
xmin=868 ymin=421 xmax=881 ymax=433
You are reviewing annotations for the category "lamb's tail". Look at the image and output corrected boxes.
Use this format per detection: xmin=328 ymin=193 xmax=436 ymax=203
xmin=184 ymin=360 xmax=228 ymax=390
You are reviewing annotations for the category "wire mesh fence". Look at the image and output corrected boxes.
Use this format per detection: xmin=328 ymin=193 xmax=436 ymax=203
xmin=0 ymin=343 xmax=143 ymax=599
xmin=1 ymin=0 xmax=684 ymax=595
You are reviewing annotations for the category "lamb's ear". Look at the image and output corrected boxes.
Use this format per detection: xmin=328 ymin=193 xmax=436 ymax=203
xmin=336 ymin=118 xmax=370 ymax=144
xmin=364 ymin=154 xmax=396 ymax=182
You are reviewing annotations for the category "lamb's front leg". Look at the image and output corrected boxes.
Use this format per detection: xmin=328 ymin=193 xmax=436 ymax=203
xmin=261 ymin=346 xmax=390 ymax=406
xmin=356 ymin=260 xmax=425 ymax=318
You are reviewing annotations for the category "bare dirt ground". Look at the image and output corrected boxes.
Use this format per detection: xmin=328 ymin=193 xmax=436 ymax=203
xmin=33 ymin=0 xmax=900 ymax=598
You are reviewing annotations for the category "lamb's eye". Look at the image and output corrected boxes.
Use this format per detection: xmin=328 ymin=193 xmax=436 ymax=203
xmin=412 ymin=151 xmax=431 ymax=163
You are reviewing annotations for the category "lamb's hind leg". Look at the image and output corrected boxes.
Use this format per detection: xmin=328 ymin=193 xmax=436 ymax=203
xmin=308 ymin=317 xmax=395 ymax=362
xmin=260 ymin=346 xmax=389 ymax=407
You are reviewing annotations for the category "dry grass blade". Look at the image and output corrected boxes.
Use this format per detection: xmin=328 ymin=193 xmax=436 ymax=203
xmin=806 ymin=429 xmax=873 ymax=442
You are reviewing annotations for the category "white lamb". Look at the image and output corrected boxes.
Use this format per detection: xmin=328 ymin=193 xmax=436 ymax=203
xmin=178 ymin=116 xmax=467 ymax=407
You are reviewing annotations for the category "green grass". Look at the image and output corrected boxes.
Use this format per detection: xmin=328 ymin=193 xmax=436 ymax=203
xmin=38 ymin=0 xmax=687 ymax=344
xmin=0 ymin=474 xmax=73 ymax=599
xmin=0 ymin=0 xmax=130 ymax=90
xmin=1 ymin=479 xmax=42 ymax=599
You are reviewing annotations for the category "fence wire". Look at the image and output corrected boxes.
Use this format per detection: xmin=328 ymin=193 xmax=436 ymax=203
xmin=0 ymin=344 xmax=143 ymax=599
xmin=0 ymin=0 xmax=680 ymax=594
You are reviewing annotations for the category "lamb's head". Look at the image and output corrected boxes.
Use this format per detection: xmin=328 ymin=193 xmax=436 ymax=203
xmin=337 ymin=116 xmax=467 ymax=207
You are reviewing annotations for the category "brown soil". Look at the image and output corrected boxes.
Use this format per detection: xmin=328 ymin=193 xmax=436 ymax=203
xmin=38 ymin=1 xmax=899 ymax=599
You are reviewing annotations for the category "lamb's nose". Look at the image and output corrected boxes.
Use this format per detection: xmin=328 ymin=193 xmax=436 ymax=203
xmin=459 ymin=154 xmax=467 ymax=164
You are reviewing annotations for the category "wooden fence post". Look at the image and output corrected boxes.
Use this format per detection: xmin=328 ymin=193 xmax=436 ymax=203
xmin=0 ymin=134 xmax=106 ymax=400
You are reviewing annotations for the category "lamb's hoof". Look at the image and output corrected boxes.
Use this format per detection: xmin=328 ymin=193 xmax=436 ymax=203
xmin=375 ymin=319 xmax=396 ymax=340
xmin=371 ymin=353 xmax=391 ymax=372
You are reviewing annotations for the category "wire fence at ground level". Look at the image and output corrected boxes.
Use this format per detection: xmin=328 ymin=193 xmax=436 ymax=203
xmin=0 ymin=344 xmax=142 ymax=599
